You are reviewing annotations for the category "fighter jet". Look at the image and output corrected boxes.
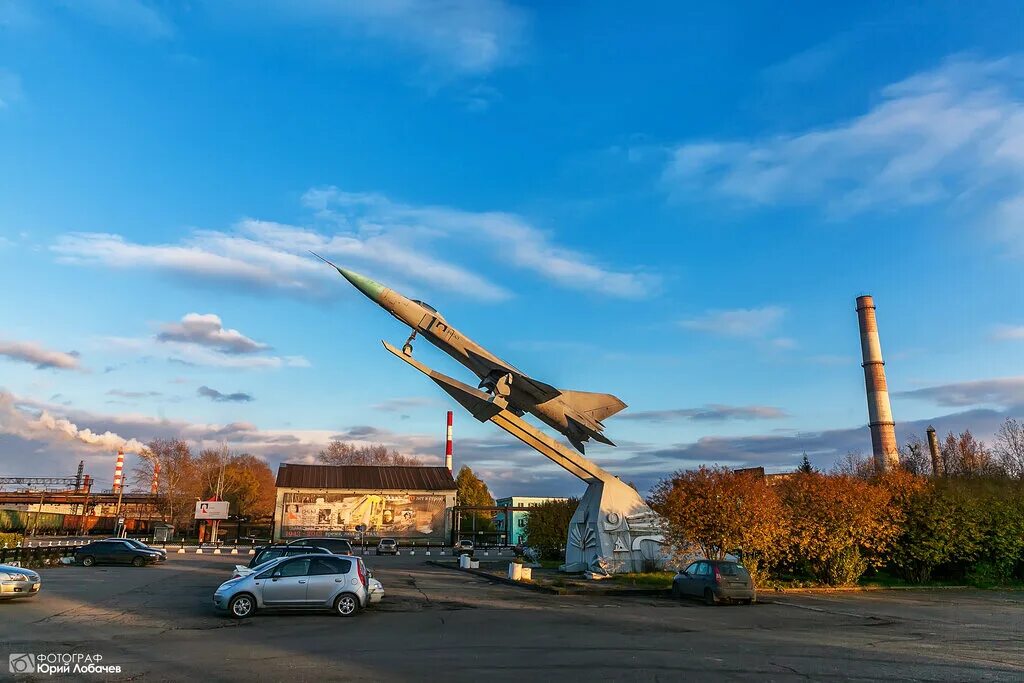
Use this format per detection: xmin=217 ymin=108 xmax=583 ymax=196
xmin=313 ymin=253 xmax=626 ymax=453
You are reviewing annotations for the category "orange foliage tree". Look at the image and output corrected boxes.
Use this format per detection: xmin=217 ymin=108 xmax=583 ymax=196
xmin=777 ymin=472 xmax=900 ymax=585
xmin=649 ymin=466 xmax=787 ymax=585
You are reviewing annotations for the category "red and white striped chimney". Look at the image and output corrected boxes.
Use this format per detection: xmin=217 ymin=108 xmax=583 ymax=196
xmin=112 ymin=448 xmax=125 ymax=493
xmin=445 ymin=410 xmax=453 ymax=473
xmin=150 ymin=460 xmax=160 ymax=495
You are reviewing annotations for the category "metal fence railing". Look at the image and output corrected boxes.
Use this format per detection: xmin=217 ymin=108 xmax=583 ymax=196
xmin=0 ymin=543 xmax=83 ymax=566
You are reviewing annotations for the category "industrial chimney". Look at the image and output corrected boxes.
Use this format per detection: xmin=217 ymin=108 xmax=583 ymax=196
xmin=445 ymin=411 xmax=454 ymax=473
xmin=112 ymin=448 xmax=125 ymax=493
xmin=856 ymin=295 xmax=899 ymax=471
xmin=926 ymin=426 xmax=942 ymax=477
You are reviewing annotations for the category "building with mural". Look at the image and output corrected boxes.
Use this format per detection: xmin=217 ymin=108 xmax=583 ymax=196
xmin=274 ymin=464 xmax=457 ymax=543
xmin=494 ymin=496 xmax=570 ymax=546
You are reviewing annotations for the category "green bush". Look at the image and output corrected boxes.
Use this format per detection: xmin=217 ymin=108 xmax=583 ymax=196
xmin=523 ymin=498 xmax=577 ymax=560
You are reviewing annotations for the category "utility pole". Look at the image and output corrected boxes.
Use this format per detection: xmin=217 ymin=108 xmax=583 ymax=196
xmin=210 ymin=451 xmax=226 ymax=547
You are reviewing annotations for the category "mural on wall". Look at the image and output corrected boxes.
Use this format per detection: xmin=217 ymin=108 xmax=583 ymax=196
xmin=280 ymin=492 xmax=448 ymax=538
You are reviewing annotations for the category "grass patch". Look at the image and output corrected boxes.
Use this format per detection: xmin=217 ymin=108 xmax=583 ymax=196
xmin=609 ymin=571 xmax=674 ymax=589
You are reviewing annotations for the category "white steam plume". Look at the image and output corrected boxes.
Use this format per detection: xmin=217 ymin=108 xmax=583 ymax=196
xmin=0 ymin=391 xmax=146 ymax=453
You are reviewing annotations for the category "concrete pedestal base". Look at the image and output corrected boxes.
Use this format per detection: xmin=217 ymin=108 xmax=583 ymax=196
xmin=559 ymin=477 xmax=666 ymax=576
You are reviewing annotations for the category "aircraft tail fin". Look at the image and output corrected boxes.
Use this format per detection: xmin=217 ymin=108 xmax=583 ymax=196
xmin=560 ymin=390 xmax=627 ymax=423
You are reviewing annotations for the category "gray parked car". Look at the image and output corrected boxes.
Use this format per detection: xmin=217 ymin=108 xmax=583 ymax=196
xmin=0 ymin=564 xmax=41 ymax=600
xmin=214 ymin=554 xmax=370 ymax=618
xmin=672 ymin=560 xmax=755 ymax=605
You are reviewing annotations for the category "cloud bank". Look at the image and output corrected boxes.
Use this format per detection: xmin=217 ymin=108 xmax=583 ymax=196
xmin=0 ymin=339 xmax=82 ymax=370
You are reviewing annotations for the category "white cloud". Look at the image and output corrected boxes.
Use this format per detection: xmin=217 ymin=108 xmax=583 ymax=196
xmin=664 ymin=55 xmax=1024 ymax=248
xmin=305 ymin=187 xmax=657 ymax=299
xmin=895 ymin=377 xmax=1024 ymax=408
xmin=680 ymin=306 xmax=786 ymax=337
xmin=991 ymin=324 xmax=1024 ymax=341
xmin=156 ymin=313 xmax=269 ymax=355
xmin=620 ymin=405 xmax=789 ymax=423
xmin=0 ymin=338 xmax=81 ymax=370
xmin=102 ymin=335 xmax=309 ymax=370
xmin=54 ymin=188 xmax=655 ymax=301
xmin=65 ymin=0 xmax=174 ymax=39
xmin=245 ymin=0 xmax=527 ymax=78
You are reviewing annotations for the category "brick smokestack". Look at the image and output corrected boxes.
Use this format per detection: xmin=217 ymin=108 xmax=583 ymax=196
xmin=151 ymin=460 xmax=160 ymax=495
xmin=112 ymin=448 xmax=125 ymax=493
xmin=856 ymin=295 xmax=899 ymax=471
xmin=926 ymin=425 xmax=942 ymax=477
xmin=445 ymin=410 xmax=453 ymax=473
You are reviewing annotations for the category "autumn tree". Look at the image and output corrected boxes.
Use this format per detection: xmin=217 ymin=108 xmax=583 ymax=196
xmin=318 ymin=441 xmax=423 ymax=466
xmin=649 ymin=466 xmax=788 ymax=586
xmin=134 ymin=438 xmax=197 ymax=530
xmin=832 ymin=451 xmax=876 ymax=479
xmin=223 ymin=454 xmax=276 ymax=520
xmin=777 ymin=472 xmax=898 ymax=585
xmin=900 ymin=435 xmax=932 ymax=476
xmin=523 ymin=498 xmax=578 ymax=560
xmin=455 ymin=465 xmax=495 ymax=533
xmin=940 ymin=430 xmax=998 ymax=477
xmin=193 ymin=447 xmax=276 ymax=520
xmin=994 ymin=418 xmax=1024 ymax=479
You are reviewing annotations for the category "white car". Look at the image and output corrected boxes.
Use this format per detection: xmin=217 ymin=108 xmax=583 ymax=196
xmin=368 ymin=576 xmax=384 ymax=604
xmin=0 ymin=564 xmax=41 ymax=600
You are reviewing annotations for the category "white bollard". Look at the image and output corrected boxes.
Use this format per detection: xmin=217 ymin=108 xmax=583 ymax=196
xmin=213 ymin=548 xmax=221 ymax=555
xmin=196 ymin=547 xmax=203 ymax=554
xmin=425 ymin=551 xmax=431 ymax=556
xmin=248 ymin=548 xmax=255 ymax=555
xmin=177 ymin=547 xmax=185 ymax=554
xmin=409 ymin=550 xmax=415 ymax=556
xmin=459 ymin=554 xmax=471 ymax=569
xmin=230 ymin=547 xmax=238 ymax=555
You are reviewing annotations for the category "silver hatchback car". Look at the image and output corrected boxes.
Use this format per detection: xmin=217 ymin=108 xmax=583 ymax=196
xmin=213 ymin=554 xmax=369 ymax=618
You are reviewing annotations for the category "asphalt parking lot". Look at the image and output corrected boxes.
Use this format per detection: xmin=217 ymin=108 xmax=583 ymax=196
xmin=2 ymin=553 xmax=1022 ymax=681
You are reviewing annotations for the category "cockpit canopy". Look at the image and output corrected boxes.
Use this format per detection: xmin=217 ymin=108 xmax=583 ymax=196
xmin=411 ymin=299 xmax=437 ymax=313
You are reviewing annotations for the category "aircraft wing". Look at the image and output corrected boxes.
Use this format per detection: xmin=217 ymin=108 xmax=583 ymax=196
xmin=465 ymin=349 xmax=562 ymax=404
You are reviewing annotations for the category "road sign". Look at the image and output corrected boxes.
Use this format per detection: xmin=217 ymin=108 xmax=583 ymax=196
xmin=194 ymin=501 xmax=229 ymax=520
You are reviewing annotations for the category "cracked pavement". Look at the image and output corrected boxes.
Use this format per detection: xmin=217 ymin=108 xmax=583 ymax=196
xmin=0 ymin=554 xmax=1021 ymax=681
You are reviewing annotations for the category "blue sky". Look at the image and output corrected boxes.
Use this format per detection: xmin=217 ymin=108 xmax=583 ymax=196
xmin=1 ymin=1 xmax=1023 ymax=497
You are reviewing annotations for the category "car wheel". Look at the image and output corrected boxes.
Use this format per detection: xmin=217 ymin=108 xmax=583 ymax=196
xmin=81 ymin=556 xmax=95 ymax=567
xmin=131 ymin=556 xmax=145 ymax=567
xmin=704 ymin=588 xmax=717 ymax=606
xmin=334 ymin=593 xmax=359 ymax=617
xmin=671 ymin=582 xmax=681 ymax=598
xmin=228 ymin=593 xmax=255 ymax=619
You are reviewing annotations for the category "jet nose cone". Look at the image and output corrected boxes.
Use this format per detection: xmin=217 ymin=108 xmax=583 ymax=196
xmin=310 ymin=252 xmax=387 ymax=302
xmin=337 ymin=267 xmax=386 ymax=302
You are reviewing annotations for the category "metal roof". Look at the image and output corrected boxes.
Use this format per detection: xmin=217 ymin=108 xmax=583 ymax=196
xmin=276 ymin=464 xmax=457 ymax=491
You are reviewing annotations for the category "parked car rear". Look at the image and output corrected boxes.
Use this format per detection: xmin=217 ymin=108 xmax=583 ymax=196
xmin=452 ymin=539 xmax=474 ymax=556
xmin=75 ymin=540 xmax=162 ymax=567
xmin=376 ymin=538 xmax=398 ymax=555
xmin=214 ymin=554 xmax=371 ymax=618
xmin=286 ymin=537 xmax=353 ymax=555
xmin=672 ymin=560 xmax=755 ymax=605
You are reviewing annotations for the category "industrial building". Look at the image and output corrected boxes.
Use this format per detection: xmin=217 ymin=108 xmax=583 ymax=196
xmin=494 ymin=496 xmax=570 ymax=545
xmin=274 ymin=464 xmax=457 ymax=543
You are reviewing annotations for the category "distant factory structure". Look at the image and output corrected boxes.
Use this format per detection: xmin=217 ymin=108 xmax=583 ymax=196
xmin=493 ymin=496 xmax=569 ymax=545
xmin=856 ymin=295 xmax=900 ymax=471
xmin=273 ymin=464 xmax=457 ymax=542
